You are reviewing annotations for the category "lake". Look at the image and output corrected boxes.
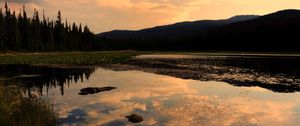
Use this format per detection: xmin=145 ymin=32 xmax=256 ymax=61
xmin=1 ymin=54 xmax=300 ymax=126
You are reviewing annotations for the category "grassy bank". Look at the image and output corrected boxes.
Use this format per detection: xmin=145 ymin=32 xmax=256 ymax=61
xmin=1 ymin=51 xmax=299 ymax=65
xmin=0 ymin=51 xmax=140 ymax=65
xmin=0 ymin=85 xmax=58 ymax=126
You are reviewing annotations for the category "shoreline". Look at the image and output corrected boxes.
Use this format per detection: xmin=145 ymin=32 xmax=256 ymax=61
xmin=103 ymin=56 xmax=300 ymax=93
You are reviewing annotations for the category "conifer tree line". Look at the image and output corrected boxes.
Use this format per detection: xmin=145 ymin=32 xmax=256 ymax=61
xmin=0 ymin=2 xmax=99 ymax=51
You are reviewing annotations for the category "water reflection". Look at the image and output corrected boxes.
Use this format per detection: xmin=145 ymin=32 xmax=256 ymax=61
xmin=0 ymin=65 xmax=96 ymax=96
xmin=1 ymin=65 xmax=300 ymax=125
xmin=41 ymin=68 xmax=300 ymax=125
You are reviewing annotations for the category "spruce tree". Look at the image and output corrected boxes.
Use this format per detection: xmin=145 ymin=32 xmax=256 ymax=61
xmin=0 ymin=2 xmax=100 ymax=52
xmin=0 ymin=8 xmax=5 ymax=50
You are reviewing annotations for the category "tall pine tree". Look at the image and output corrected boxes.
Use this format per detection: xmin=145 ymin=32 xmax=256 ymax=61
xmin=0 ymin=2 xmax=99 ymax=52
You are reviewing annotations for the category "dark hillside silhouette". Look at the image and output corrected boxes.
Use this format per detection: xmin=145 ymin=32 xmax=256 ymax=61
xmin=205 ymin=9 xmax=300 ymax=51
xmin=98 ymin=15 xmax=258 ymax=50
xmin=98 ymin=9 xmax=300 ymax=51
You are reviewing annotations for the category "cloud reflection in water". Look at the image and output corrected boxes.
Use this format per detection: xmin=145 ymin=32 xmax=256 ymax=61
xmin=44 ymin=68 xmax=300 ymax=126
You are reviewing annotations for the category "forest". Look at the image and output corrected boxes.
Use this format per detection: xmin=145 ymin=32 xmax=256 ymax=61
xmin=0 ymin=2 xmax=100 ymax=51
xmin=1 ymin=1 xmax=300 ymax=52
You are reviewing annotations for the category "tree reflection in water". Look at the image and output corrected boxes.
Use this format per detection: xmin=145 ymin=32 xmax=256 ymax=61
xmin=0 ymin=65 xmax=96 ymax=96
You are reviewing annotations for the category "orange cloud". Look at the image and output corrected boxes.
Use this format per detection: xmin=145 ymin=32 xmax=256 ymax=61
xmin=2 ymin=0 xmax=300 ymax=33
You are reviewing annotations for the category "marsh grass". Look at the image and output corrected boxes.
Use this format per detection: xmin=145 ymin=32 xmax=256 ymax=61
xmin=0 ymin=51 xmax=139 ymax=65
xmin=0 ymin=85 xmax=58 ymax=126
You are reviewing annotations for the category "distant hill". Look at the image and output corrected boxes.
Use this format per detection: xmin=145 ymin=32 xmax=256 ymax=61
xmin=207 ymin=9 xmax=300 ymax=51
xmin=97 ymin=9 xmax=300 ymax=51
xmin=98 ymin=15 xmax=258 ymax=41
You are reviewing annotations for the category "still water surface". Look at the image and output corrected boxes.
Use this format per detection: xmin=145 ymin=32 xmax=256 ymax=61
xmin=1 ymin=60 xmax=300 ymax=125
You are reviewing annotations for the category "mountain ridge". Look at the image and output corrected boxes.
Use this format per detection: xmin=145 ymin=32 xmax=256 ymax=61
xmin=97 ymin=9 xmax=300 ymax=51
xmin=98 ymin=15 xmax=259 ymax=36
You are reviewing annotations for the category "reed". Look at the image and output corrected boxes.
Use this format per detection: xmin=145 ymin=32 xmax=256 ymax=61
xmin=0 ymin=85 xmax=58 ymax=126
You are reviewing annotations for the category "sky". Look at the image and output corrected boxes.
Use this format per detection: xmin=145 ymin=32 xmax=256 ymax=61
xmin=1 ymin=0 xmax=300 ymax=33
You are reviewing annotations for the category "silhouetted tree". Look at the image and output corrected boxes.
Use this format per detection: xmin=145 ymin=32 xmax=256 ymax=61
xmin=0 ymin=8 xmax=5 ymax=50
xmin=0 ymin=2 xmax=99 ymax=52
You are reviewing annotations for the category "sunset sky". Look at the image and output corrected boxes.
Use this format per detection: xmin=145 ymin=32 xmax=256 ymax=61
xmin=1 ymin=0 xmax=300 ymax=33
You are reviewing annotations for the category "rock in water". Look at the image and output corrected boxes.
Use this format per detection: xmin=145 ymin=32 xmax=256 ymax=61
xmin=78 ymin=91 xmax=89 ymax=95
xmin=126 ymin=114 xmax=143 ymax=123
xmin=78 ymin=87 xmax=117 ymax=95
xmin=80 ymin=87 xmax=97 ymax=94
xmin=95 ymin=87 xmax=116 ymax=92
